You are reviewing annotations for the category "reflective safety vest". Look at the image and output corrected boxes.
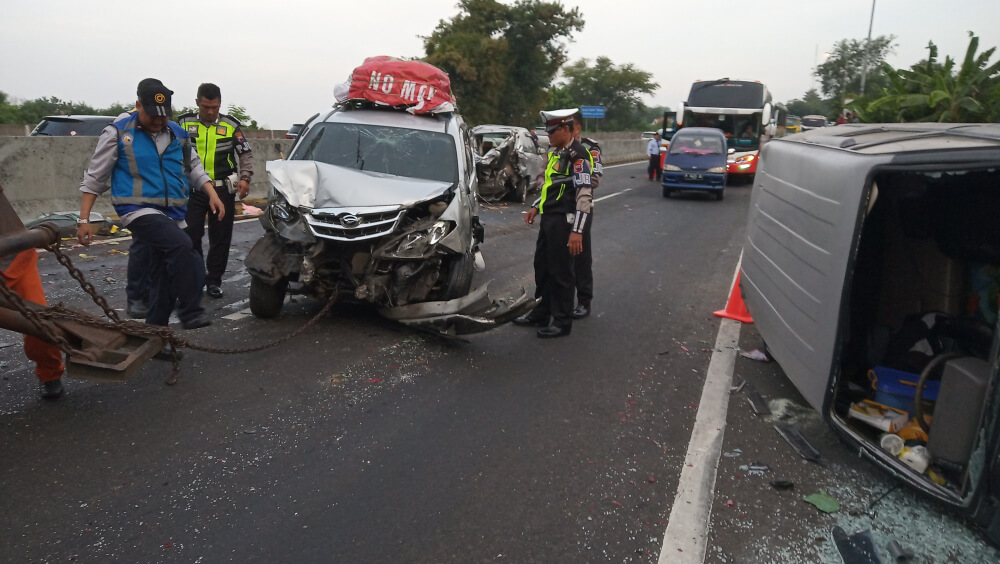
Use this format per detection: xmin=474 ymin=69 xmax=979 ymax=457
xmin=109 ymin=115 xmax=191 ymax=220
xmin=537 ymin=140 xmax=593 ymax=214
xmin=175 ymin=114 xmax=247 ymax=180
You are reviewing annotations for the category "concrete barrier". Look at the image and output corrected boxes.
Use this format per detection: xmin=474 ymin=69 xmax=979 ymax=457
xmin=1 ymin=133 xmax=646 ymax=222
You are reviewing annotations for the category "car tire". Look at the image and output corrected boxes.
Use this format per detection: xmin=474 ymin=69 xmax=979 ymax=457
xmin=715 ymin=189 xmax=725 ymax=201
xmin=662 ymin=186 xmax=673 ymax=198
xmin=508 ymin=177 xmax=529 ymax=204
xmin=249 ymin=277 xmax=287 ymax=318
xmin=440 ymin=252 xmax=475 ymax=300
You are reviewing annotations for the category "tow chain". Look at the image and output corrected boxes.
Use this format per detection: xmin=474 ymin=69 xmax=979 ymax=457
xmin=2 ymin=241 xmax=337 ymax=384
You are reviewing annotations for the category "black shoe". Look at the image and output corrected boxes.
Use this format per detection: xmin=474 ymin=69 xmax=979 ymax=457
xmin=181 ymin=314 xmax=212 ymax=330
xmin=154 ymin=346 xmax=184 ymax=361
xmin=127 ymin=299 xmax=149 ymax=319
xmin=572 ymin=304 xmax=590 ymax=319
xmin=537 ymin=325 xmax=571 ymax=338
xmin=206 ymin=284 xmax=224 ymax=299
xmin=513 ymin=313 xmax=549 ymax=327
xmin=40 ymin=379 xmax=64 ymax=399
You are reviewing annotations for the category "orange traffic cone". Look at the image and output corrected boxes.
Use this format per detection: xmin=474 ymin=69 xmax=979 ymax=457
xmin=714 ymin=271 xmax=753 ymax=323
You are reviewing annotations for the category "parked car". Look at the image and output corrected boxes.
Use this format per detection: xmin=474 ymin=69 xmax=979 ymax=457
xmin=245 ymin=102 xmax=533 ymax=335
xmin=660 ymin=127 xmax=728 ymax=200
xmin=471 ymin=125 xmax=546 ymax=203
xmin=285 ymin=123 xmax=304 ymax=139
xmin=741 ymin=123 xmax=1000 ymax=544
xmin=799 ymin=115 xmax=828 ymax=131
xmin=29 ymin=115 xmax=113 ymax=136
xmin=785 ymin=115 xmax=801 ymax=134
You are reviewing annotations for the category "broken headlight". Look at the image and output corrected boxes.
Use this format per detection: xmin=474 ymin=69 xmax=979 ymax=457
xmin=388 ymin=220 xmax=452 ymax=259
xmin=270 ymin=193 xmax=297 ymax=222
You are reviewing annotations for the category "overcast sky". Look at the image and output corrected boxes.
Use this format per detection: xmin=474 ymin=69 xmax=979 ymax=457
xmin=2 ymin=0 xmax=997 ymax=128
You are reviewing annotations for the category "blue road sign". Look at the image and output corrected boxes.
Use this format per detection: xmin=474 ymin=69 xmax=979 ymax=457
xmin=580 ymin=106 xmax=605 ymax=118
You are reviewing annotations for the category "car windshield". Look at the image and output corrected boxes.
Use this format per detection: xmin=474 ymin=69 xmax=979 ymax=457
xmin=669 ymin=134 xmax=724 ymax=156
xmin=802 ymin=117 xmax=827 ymax=127
xmin=292 ymin=122 xmax=458 ymax=184
xmin=32 ymin=117 xmax=111 ymax=136
xmin=786 ymin=117 xmax=798 ymax=126
xmin=475 ymin=132 xmax=514 ymax=153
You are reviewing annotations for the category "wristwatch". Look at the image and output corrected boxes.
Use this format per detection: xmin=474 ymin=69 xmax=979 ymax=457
xmin=78 ymin=219 xmax=90 ymax=224
xmin=240 ymin=175 xmax=250 ymax=183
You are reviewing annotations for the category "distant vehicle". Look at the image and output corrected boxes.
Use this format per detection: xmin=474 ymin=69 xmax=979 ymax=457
xmin=471 ymin=125 xmax=546 ymax=203
xmin=660 ymin=127 xmax=728 ymax=200
xmin=785 ymin=115 xmax=801 ymax=134
xmin=29 ymin=115 xmax=113 ymax=136
xmin=285 ymin=123 xmax=304 ymax=139
xmin=799 ymin=115 xmax=828 ymax=131
xmin=677 ymin=78 xmax=787 ymax=182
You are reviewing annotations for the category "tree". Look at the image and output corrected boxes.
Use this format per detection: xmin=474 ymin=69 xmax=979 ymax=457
xmin=227 ymin=104 xmax=259 ymax=129
xmin=785 ymin=88 xmax=829 ymax=117
xmin=815 ymin=35 xmax=896 ymax=110
xmin=862 ymin=33 xmax=1000 ymax=123
xmin=555 ymin=57 xmax=657 ymax=130
xmin=424 ymin=0 xmax=584 ymax=126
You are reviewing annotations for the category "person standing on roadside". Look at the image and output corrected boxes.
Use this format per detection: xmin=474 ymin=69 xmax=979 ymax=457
xmin=647 ymin=132 xmax=661 ymax=181
xmin=77 ymin=80 xmax=223 ymax=331
xmin=513 ymin=108 xmax=593 ymax=338
xmin=177 ymin=83 xmax=254 ymax=299
xmin=571 ymin=111 xmax=601 ymax=319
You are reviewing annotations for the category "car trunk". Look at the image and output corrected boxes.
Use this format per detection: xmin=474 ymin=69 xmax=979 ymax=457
xmin=742 ymin=125 xmax=1000 ymax=544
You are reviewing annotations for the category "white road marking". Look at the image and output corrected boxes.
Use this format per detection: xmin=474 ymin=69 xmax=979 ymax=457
xmin=594 ymin=188 xmax=631 ymax=203
xmin=658 ymin=260 xmax=744 ymax=563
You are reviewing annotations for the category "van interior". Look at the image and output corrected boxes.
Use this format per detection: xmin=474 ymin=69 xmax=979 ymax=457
xmin=833 ymin=166 xmax=999 ymax=502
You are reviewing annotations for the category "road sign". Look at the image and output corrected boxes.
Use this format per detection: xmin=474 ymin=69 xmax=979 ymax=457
xmin=580 ymin=106 xmax=605 ymax=118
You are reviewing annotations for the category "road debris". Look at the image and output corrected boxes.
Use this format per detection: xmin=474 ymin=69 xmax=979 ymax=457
xmin=804 ymin=492 xmax=841 ymax=514
xmin=739 ymin=348 xmax=770 ymax=362
xmin=832 ymin=527 xmax=883 ymax=563
xmin=774 ymin=423 xmax=821 ymax=462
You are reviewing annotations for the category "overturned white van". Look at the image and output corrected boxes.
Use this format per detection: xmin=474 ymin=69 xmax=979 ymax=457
xmin=742 ymin=123 xmax=1000 ymax=544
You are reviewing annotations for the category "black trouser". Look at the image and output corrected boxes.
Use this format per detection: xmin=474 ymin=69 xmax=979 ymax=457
xmin=574 ymin=209 xmax=593 ymax=307
xmin=185 ymin=187 xmax=236 ymax=287
xmin=126 ymin=237 xmax=151 ymax=303
xmin=533 ymin=212 xmax=575 ymax=329
xmin=127 ymin=214 xmax=206 ymax=327
xmin=648 ymin=155 xmax=661 ymax=180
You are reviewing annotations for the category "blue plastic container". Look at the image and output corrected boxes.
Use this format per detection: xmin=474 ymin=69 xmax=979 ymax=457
xmin=868 ymin=366 xmax=940 ymax=413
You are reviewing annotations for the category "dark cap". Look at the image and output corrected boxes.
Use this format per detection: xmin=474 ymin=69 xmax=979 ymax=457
xmin=138 ymin=81 xmax=173 ymax=117
xmin=136 ymin=78 xmax=163 ymax=97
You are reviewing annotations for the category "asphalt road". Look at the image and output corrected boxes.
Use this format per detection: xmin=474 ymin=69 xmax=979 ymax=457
xmin=2 ymin=163 xmax=998 ymax=563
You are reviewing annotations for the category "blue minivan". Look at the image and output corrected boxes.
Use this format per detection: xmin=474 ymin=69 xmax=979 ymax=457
xmin=661 ymin=127 xmax=728 ymax=200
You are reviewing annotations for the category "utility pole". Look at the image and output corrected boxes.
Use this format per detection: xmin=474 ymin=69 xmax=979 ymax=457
xmin=859 ymin=0 xmax=877 ymax=95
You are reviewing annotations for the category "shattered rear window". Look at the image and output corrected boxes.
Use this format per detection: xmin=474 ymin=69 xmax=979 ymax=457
xmin=292 ymin=123 xmax=458 ymax=184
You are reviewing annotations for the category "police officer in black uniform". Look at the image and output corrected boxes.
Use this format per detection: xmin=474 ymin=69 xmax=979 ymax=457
xmin=513 ymin=108 xmax=594 ymax=338
xmin=572 ymin=111 xmax=602 ymax=319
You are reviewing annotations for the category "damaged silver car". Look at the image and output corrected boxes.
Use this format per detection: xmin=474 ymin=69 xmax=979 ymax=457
xmin=471 ymin=125 xmax=546 ymax=203
xmin=245 ymin=103 xmax=535 ymax=335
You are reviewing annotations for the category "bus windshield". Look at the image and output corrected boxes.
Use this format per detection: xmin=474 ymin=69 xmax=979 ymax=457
xmin=682 ymin=112 xmax=763 ymax=151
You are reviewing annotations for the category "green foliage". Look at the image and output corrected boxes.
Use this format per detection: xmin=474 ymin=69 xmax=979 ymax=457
xmin=859 ymin=33 xmax=1000 ymax=123
xmin=226 ymin=104 xmax=260 ymax=129
xmin=556 ymin=57 xmax=658 ymax=130
xmin=815 ymin=35 xmax=896 ymax=107
xmin=0 ymin=91 xmax=134 ymax=125
xmin=424 ymin=0 xmax=584 ymax=126
xmin=785 ymin=88 xmax=829 ymax=118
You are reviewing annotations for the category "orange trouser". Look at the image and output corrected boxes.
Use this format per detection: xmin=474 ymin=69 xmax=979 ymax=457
xmin=1 ymin=249 xmax=65 ymax=382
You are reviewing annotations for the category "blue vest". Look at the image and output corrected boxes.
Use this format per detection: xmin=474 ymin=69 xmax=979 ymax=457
xmin=110 ymin=115 xmax=191 ymax=220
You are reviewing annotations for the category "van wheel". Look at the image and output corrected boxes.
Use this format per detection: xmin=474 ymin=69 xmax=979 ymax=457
xmin=441 ymin=252 xmax=474 ymax=300
xmin=715 ymin=189 xmax=725 ymax=201
xmin=662 ymin=186 xmax=673 ymax=198
xmin=249 ymin=277 xmax=287 ymax=318
xmin=508 ymin=177 xmax=528 ymax=204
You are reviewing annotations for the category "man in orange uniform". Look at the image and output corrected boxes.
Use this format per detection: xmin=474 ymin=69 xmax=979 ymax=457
xmin=1 ymin=249 xmax=66 ymax=398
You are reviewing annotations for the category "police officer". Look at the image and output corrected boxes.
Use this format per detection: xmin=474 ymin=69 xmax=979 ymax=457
xmin=647 ymin=132 xmax=662 ymax=180
xmin=177 ymin=83 xmax=254 ymax=299
xmin=513 ymin=108 xmax=593 ymax=338
xmin=572 ymin=111 xmax=602 ymax=319
xmin=78 ymin=80 xmax=223 ymax=331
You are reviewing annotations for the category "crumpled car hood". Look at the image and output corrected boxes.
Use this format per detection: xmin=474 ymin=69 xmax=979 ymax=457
xmin=266 ymin=160 xmax=454 ymax=209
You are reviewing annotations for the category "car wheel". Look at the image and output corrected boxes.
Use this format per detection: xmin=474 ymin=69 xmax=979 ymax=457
xmin=662 ymin=186 xmax=673 ymax=198
xmin=507 ymin=177 xmax=529 ymax=204
xmin=715 ymin=189 xmax=725 ymax=201
xmin=440 ymin=252 xmax=475 ymax=300
xmin=249 ymin=277 xmax=288 ymax=318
